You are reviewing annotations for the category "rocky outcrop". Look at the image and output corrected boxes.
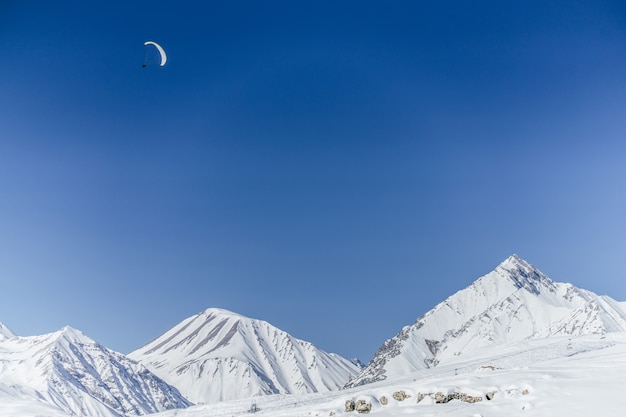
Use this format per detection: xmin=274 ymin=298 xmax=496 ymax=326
xmin=417 ymin=391 xmax=483 ymax=404
xmin=345 ymin=400 xmax=355 ymax=412
xmin=355 ymin=400 xmax=371 ymax=414
xmin=345 ymin=388 xmax=489 ymax=414
xmin=392 ymin=390 xmax=411 ymax=401
xmin=344 ymin=399 xmax=372 ymax=414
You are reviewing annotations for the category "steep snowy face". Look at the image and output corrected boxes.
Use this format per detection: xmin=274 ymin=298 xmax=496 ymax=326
xmin=0 ymin=322 xmax=15 ymax=340
xmin=0 ymin=326 xmax=191 ymax=417
xmin=129 ymin=308 xmax=361 ymax=404
xmin=346 ymin=255 xmax=626 ymax=387
xmin=494 ymin=254 xmax=558 ymax=295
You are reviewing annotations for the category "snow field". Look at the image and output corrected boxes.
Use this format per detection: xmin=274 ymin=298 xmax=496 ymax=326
xmin=151 ymin=333 xmax=626 ymax=417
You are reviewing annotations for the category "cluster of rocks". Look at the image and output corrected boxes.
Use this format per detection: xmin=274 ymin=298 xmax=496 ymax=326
xmin=344 ymin=388 xmax=506 ymax=414
xmin=344 ymin=399 xmax=371 ymax=414
xmin=417 ymin=391 xmax=484 ymax=404
xmin=378 ymin=389 xmax=411 ymax=407
xmin=345 ymin=390 xmax=414 ymax=414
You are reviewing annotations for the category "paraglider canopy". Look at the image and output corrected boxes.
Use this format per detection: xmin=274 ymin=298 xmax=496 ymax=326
xmin=143 ymin=41 xmax=167 ymax=67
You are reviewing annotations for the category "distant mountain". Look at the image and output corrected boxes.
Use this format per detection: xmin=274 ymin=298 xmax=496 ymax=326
xmin=129 ymin=308 xmax=361 ymax=404
xmin=0 ymin=326 xmax=191 ymax=417
xmin=346 ymin=254 xmax=626 ymax=387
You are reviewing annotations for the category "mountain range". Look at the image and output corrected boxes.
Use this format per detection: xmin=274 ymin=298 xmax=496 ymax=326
xmin=1 ymin=254 xmax=626 ymax=417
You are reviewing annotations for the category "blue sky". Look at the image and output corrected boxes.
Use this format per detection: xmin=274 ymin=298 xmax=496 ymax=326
xmin=1 ymin=1 xmax=626 ymax=362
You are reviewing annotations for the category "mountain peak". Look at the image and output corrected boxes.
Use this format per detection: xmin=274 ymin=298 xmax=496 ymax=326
xmin=0 ymin=322 xmax=15 ymax=340
xmin=52 ymin=326 xmax=98 ymax=347
xmin=200 ymin=307 xmax=244 ymax=319
xmin=58 ymin=325 xmax=85 ymax=337
xmin=495 ymin=254 xmax=555 ymax=295
xmin=496 ymin=254 xmax=533 ymax=273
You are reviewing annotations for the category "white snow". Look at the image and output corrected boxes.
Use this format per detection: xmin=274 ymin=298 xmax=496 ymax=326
xmin=146 ymin=333 xmax=626 ymax=417
xmin=3 ymin=329 xmax=626 ymax=417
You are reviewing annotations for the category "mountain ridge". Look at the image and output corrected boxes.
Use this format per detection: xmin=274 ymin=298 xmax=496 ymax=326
xmin=0 ymin=325 xmax=191 ymax=417
xmin=129 ymin=307 xmax=361 ymax=404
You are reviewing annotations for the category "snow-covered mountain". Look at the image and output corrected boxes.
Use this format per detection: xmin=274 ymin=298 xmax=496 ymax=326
xmin=4 ymin=254 xmax=625 ymax=416
xmin=129 ymin=308 xmax=361 ymax=404
xmin=0 ymin=326 xmax=191 ymax=417
xmin=346 ymin=254 xmax=626 ymax=387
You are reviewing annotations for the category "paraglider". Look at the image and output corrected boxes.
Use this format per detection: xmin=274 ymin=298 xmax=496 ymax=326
xmin=143 ymin=41 xmax=167 ymax=68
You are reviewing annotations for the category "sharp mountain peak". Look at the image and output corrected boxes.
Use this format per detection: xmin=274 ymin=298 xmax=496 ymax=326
xmin=0 ymin=321 xmax=15 ymax=340
xmin=493 ymin=254 xmax=557 ymax=295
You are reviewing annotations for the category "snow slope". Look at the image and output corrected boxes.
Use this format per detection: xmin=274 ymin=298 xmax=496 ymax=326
xmin=147 ymin=332 xmax=626 ymax=417
xmin=346 ymin=254 xmax=626 ymax=387
xmin=0 ymin=326 xmax=190 ymax=417
xmin=129 ymin=308 xmax=361 ymax=404
xmin=3 ymin=332 xmax=626 ymax=416
xmin=0 ymin=322 xmax=14 ymax=340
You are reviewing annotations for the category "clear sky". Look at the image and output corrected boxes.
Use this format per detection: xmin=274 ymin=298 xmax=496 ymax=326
xmin=1 ymin=1 xmax=626 ymax=362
